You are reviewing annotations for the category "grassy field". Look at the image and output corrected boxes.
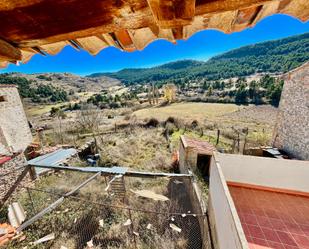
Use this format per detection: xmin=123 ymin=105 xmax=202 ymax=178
xmin=134 ymin=102 xmax=244 ymax=122
xmin=25 ymin=102 xmax=69 ymax=116
xmin=25 ymin=91 xmax=97 ymax=117
xmin=134 ymin=102 xmax=277 ymax=151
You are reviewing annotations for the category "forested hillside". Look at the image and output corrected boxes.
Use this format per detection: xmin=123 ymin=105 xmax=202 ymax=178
xmin=0 ymin=73 xmax=121 ymax=103
xmin=89 ymin=32 xmax=309 ymax=85
xmin=0 ymin=74 xmax=68 ymax=103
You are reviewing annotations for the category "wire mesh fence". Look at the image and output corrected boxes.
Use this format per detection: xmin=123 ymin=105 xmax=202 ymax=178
xmin=0 ymin=155 xmax=30 ymax=201
xmin=2 ymin=170 xmax=212 ymax=249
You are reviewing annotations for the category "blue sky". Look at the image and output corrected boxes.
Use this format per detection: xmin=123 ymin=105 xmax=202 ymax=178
xmin=1 ymin=14 xmax=308 ymax=76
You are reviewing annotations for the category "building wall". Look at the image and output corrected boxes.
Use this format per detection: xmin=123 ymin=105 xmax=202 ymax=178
xmin=216 ymin=153 xmax=309 ymax=193
xmin=179 ymin=138 xmax=197 ymax=173
xmin=0 ymin=86 xmax=32 ymax=155
xmin=208 ymin=156 xmax=248 ymax=249
xmin=273 ymin=62 xmax=309 ymax=160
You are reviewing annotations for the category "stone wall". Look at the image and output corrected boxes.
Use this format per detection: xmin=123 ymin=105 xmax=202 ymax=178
xmin=0 ymin=154 xmax=31 ymax=200
xmin=0 ymin=85 xmax=32 ymax=155
xmin=273 ymin=62 xmax=309 ymax=160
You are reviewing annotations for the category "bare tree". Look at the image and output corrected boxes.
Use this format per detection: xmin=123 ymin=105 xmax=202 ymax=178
xmin=76 ymin=104 xmax=103 ymax=152
xmin=148 ymin=83 xmax=159 ymax=105
xmin=55 ymin=109 xmax=66 ymax=144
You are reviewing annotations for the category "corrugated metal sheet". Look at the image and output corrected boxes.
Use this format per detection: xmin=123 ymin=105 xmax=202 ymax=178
xmin=8 ymin=202 xmax=26 ymax=228
xmin=27 ymin=148 xmax=77 ymax=175
xmin=181 ymin=135 xmax=216 ymax=155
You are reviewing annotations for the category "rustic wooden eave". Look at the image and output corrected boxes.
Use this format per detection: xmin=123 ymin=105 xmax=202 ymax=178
xmin=0 ymin=0 xmax=308 ymax=68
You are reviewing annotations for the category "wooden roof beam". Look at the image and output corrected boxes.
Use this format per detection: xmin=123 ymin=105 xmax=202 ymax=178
xmin=0 ymin=38 xmax=22 ymax=62
xmin=195 ymin=0 xmax=274 ymax=15
xmin=0 ymin=1 xmax=43 ymax=11
xmin=147 ymin=0 xmax=196 ymax=28
xmin=15 ymin=12 xmax=155 ymax=48
xmin=232 ymin=5 xmax=263 ymax=31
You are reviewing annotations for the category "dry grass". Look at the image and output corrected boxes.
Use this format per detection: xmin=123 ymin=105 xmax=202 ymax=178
xmin=25 ymin=102 xmax=69 ymax=116
xmin=99 ymin=127 xmax=173 ymax=172
xmin=134 ymin=102 xmax=243 ymax=122
xmin=134 ymin=102 xmax=276 ymax=147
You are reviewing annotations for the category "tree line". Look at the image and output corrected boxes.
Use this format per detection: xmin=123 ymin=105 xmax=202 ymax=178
xmin=0 ymin=74 xmax=68 ymax=103
xmin=90 ymin=32 xmax=309 ymax=85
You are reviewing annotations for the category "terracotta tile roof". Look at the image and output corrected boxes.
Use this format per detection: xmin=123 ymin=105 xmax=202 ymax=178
xmin=181 ymin=135 xmax=216 ymax=155
xmin=0 ymin=0 xmax=308 ymax=67
xmin=0 ymin=156 xmax=11 ymax=165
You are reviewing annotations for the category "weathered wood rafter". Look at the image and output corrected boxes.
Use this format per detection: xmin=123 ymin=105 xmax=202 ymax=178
xmin=0 ymin=0 xmax=308 ymax=67
xmin=0 ymin=38 xmax=21 ymax=62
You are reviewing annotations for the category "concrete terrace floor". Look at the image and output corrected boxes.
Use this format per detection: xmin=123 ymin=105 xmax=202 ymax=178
xmin=229 ymin=185 xmax=309 ymax=249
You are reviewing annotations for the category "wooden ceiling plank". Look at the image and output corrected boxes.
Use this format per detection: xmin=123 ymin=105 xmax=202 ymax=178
xmin=128 ymin=27 xmax=157 ymax=50
xmin=0 ymin=59 xmax=9 ymax=68
xmin=172 ymin=26 xmax=183 ymax=40
xmin=114 ymin=29 xmax=136 ymax=52
xmin=278 ymin=0 xmax=309 ymax=22
xmin=158 ymin=28 xmax=175 ymax=42
xmin=251 ymin=1 xmax=280 ymax=26
xmin=0 ymin=39 xmax=22 ymax=61
xmin=20 ymin=49 xmax=35 ymax=63
xmin=76 ymin=36 xmax=108 ymax=55
xmin=236 ymin=6 xmax=262 ymax=25
xmin=40 ymin=41 xmax=68 ymax=55
xmin=206 ymin=10 xmax=238 ymax=34
xmin=183 ymin=16 xmax=206 ymax=39
xmin=195 ymin=0 xmax=273 ymax=15
xmin=102 ymin=33 xmax=121 ymax=49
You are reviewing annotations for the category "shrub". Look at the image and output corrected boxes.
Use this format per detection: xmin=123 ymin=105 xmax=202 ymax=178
xmin=191 ymin=120 xmax=199 ymax=129
xmin=166 ymin=116 xmax=175 ymax=124
xmin=145 ymin=118 xmax=159 ymax=128
xmin=164 ymin=122 xmax=177 ymax=136
xmin=164 ymin=116 xmax=184 ymax=130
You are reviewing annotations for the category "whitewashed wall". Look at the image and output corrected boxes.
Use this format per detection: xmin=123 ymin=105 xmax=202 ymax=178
xmin=216 ymin=153 xmax=309 ymax=193
xmin=208 ymin=157 xmax=248 ymax=249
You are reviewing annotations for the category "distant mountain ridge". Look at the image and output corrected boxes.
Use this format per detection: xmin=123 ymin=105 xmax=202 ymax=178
xmin=88 ymin=32 xmax=309 ymax=85
xmin=0 ymin=72 xmax=121 ymax=103
xmin=9 ymin=72 xmax=121 ymax=92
